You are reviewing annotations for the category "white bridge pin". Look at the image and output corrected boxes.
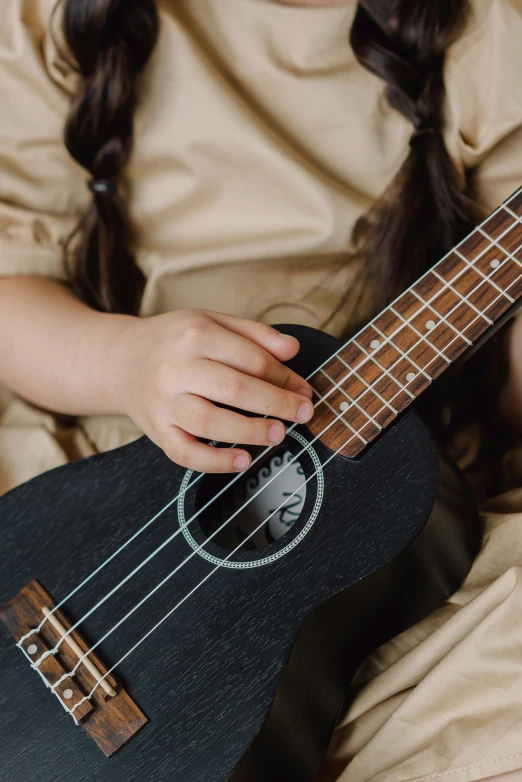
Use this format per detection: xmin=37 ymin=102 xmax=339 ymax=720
xmin=27 ymin=644 xmax=38 ymax=656
xmin=425 ymin=320 xmax=436 ymax=331
xmin=63 ymin=689 xmax=74 ymax=700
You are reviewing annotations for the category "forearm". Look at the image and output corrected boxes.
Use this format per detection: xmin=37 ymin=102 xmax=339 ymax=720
xmin=0 ymin=277 xmax=133 ymax=416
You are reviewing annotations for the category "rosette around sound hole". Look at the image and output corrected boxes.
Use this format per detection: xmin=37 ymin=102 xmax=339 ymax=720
xmin=197 ymin=445 xmax=307 ymax=552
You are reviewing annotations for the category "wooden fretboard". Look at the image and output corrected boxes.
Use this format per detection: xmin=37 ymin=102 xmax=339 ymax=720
xmin=308 ymin=187 xmax=522 ymax=457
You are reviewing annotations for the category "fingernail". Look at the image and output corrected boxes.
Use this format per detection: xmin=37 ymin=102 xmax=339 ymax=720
xmin=297 ymin=386 xmax=313 ymax=400
xmin=234 ymin=454 xmax=250 ymax=471
xmin=277 ymin=332 xmax=295 ymax=340
xmin=268 ymin=424 xmax=285 ymax=444
xmin=297 ymin=401 xmax=314 ymax=423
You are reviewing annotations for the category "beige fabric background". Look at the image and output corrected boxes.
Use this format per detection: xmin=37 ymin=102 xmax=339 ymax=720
xmin=1 ymin=0 xmax=522 ymax=779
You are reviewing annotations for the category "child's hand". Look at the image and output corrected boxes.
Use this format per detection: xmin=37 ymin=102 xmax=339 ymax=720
xmin=115 ymin=310 xmax=314 ymax=473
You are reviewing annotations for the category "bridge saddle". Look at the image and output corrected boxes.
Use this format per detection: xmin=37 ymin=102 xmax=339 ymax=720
xmin=0 ymin=579 xmax=147 ymax=757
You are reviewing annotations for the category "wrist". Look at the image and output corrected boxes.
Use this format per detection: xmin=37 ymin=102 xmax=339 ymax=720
xmin=95 ymin=311 xmax=139 ymax=416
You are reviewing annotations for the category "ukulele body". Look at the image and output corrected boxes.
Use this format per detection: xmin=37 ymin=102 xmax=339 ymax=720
xmin=0 ymin=325 xmax=480 ymax=782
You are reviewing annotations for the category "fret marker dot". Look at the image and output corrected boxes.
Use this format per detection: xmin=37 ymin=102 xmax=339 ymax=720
xmin=490 ymin=258 xmax=500 ymax=269
xmin=370 ymin=339 xmax=380 ymax=349
xmin=63 ymin=689 xmax=74 ymax=701
xmin=425 ymin=320 xmax=436 ymax=331
xmin=27 ymin=644 xmax=37 ymax=655
xmin=406 ymin=372 xmax=416 ymax=383
xmin=339 ymin=401 xmax=350 ymax=412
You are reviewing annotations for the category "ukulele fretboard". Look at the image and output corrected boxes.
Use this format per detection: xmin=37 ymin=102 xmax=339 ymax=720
xmin=308 ymin=188 xmax=522 ymax=457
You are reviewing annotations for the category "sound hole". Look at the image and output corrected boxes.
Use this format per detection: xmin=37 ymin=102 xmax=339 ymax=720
xmin=197 ymin=447 xmax=306 ymax=552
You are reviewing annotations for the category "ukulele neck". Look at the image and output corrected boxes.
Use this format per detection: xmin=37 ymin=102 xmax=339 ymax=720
xmin=308 ymin=187 xmax=522 ymax=458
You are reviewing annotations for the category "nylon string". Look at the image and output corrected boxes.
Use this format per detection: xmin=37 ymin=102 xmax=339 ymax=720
xmin=18 ymin=192 xmax=520 ymax=648
xmin=23 ymin=207 xmax=522 ymax=672
xmin=18 ymin=196 xmax=522 ymax=693
xmin=46 ymin=238 xmax=522 ymax=701
xmin=30 ymin=221 xmax=522 ymax=669
xmin=68 ymin=251 xmax=522 ymax=714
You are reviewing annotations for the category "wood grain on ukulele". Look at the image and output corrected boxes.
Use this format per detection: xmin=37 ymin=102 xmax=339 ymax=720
xmin=0 ymin=580 xmax=147 ymax=757
xmin=308 ymin=200 xmax=522 ymax=457
xmin=0 ymin=187 xmax=521 ymax=781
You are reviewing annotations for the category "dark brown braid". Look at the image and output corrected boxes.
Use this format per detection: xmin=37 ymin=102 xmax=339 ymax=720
xmin=348 ymin=0 xmax=508 ymax=474
xmin=350 ymin=0 xmax=477 ymax=307
xmin=62 ymin=0 xmax=476 ymax=318
xmin=62 ymin=0 xmax=159 ymax=314
xmin=60 ymin=0 xmax=504 ymax=481
xmin=62 ymin=0 xmax=482 ymax=319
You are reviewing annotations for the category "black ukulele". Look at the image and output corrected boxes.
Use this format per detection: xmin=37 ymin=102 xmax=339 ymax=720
xmin=1 ymin=188 xmax=521 ymax=782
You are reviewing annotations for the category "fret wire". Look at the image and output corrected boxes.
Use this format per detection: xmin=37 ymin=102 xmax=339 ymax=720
xmin=318 ymin=190 xmax=521 ymax=393
xmin=317 ymin=248 xmax=522 ymax=450
xmin=312 ymin=387 xmax=369 ymax=444
xmin=336 ymin=354 xmax=399 ymax=414
xmin=320 ymin=368 xmax=383 ymax=429
xmin=423 ymin=265 xmax=522 ymax=374
xmin=314 ymin=249 xmax=516 ymax=426
xmin=353 ymin=338 xmax=416 ymax=399
xmin=371 ymin=205 xmax=521 ymax=364
xmin=453 ymin=248 xmax=514 ymax=305
xmin=364 ymin=263 xmax=522 ymax=446
xmin=482 ymin=204 xmax=519 ymax=237
xmin=331 ymin=251 xmax=513 ymax=417
xmin=320 ymin=255 xmax=520 ymax=450
xmin=410 ymin=288 xmax=472 ymax=346
xmin=422 ymin=262 xmax=522 ymax=379
xmin=312 ymin=197 xmax=522 ymax=447
xmin=477 ymin=226 xmax=522 ymax=273
xmin=431 ymin=268 xmax=493 ymax=326
xmin=311 ymin=201 xmax=522 ymax=407
xmin=312 ymin=387 xmax=352 ymax=428
xmin=318 ymin=267 xmax=522 ymax=456
xmin=343 ymin=254 xmax=522 ymax=448
xmin=55 ymin=250 xmax=522 ymax=700
xmin=506 ymin=267 xmax=522 ymax=296
xmin=371 ymin=324 xmax=433 ymax=381
xmin=57 ymin=255 xmax=522 ymax=687
xmin=503 ymin=205 xmax=520 ymax=221
xmin=453 ymin=213 xmax=522 ymax=272
xmin=311 ymin=386 xmax=367 ymax=438
xmin=390 ymin=306 xmax=452 ymax=363
xmin=339 ymin=249 xmax=514 ymax=412
xmin=24 ymin=197 xmax=522 ymax=652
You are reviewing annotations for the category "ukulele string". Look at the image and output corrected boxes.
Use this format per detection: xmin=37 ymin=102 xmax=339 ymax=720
xmin=69 ymin=430 xmax=356 ymax=714
xmin=29 ymin=222 xmax=522 ymax=679
xmin=15 ymin=476 xmax=207 ymax=646
xmin=43 ymin=365 xmax=386 ymax=683
xmin=49 ymin=250 xmax=522 ymax=698
xmin=21 ymin=198 xmax=519 ymax=650
xmin=26 ymin=221 xmax=522 ymax=670
xmin=67 ymin=247 xmax=522 ymax=713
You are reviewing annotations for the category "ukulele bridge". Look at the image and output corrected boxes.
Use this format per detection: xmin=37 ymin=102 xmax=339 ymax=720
xmin=0 ymin=579 xmax=147 ymax=756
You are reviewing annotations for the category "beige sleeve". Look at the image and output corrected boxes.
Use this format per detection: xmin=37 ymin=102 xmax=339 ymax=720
xmin=447 ymin=0 xmax=522 ymax=213
xmin=472 ymin=125 xmax=522 ymax=215
xmin=0 ymin=0 xmax=87 ymax=281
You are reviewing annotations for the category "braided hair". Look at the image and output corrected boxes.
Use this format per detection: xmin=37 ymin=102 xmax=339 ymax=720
xmin=348 ymin=0 xmax=506 ymax=464
xmin=62 ymin=0 xmax=475 ymax=317
xmin=62 ymin=0 xmax=159 ymax=314
xmin=350 ymin=0 xmax=476 ymax=307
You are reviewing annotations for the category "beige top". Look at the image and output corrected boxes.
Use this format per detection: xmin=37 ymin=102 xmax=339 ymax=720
xmin=2 ymin=0 xmax=522 ymax=468
xmin=2 ymin=1 xmax=522 ymax=781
